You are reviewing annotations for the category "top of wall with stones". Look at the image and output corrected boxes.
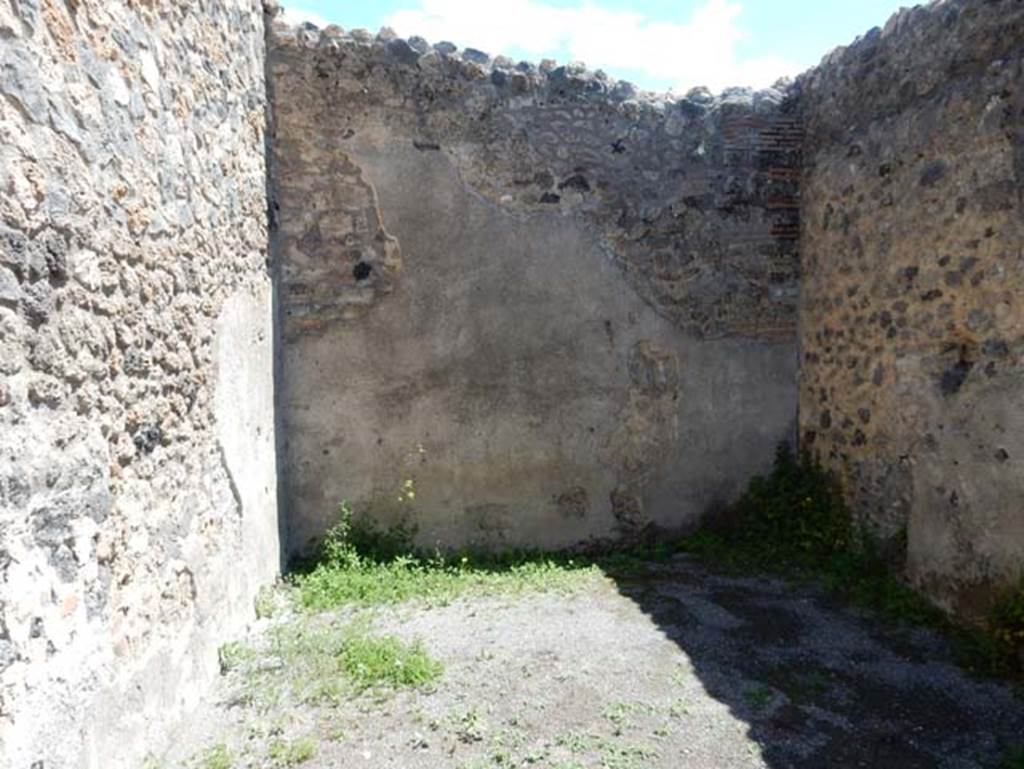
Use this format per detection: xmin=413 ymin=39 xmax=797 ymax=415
xmin=266 ymin=5 xmax=794 ymax=114
xmin=266 ymin=7 xmax=803 ymax=340
xmin=797 ymin=0 xmax=1024 ymax=142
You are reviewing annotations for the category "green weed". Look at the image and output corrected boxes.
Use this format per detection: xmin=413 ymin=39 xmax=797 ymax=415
xmin=680 ymin=443 xmax=1021 ymax=679
xmin=218 ymin=641 xmax=252 ymax=674
xmin=555 ymin=731 xmax=595 ymax=754
xmin=225 ymin=617 xmax=442 ymax=712
xmin=552 ymin=731 xmax=656 ymax=769
xmin=292 ymin=503 xmax=601 ymax=610
xmin=599 ymin=741 xmax=658 ymax=769
xmin=324 ymin=723 xmax=346 ymax=742
xmin=601 ymin=701 xmax=653 ymax=734
xmin=667 ymin=697 xmax=690 ymax=719
xmin=255 ymin=585 xmax=279 ymax=619
xmin=680 ymin=443 xmax=851 ymax=570
xmin=451 ymin=707 xmax=487 ymax=744
xmin=338 ymin=631 xmax=443 ymax=691
xmin=199 ymin=744 xmax=232 ymax=769
xmin=267 ymin=737 xmax=316 ymax=766
xmin=989 ymin=578 xmax=1024 ymax=675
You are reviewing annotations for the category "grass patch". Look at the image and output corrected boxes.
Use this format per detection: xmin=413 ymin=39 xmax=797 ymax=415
xmin=198 ymin=744 xmax=233 ymax=769
xmin=338 ymin=631 xmax=443 ymax=691
xmin=680 ymin=443 xmax=1023 ymax=679
xmin=600 ymin=742 xmax=658 ymax=769
xmin=226 ymin=618 xmax=443 ymax=710
xmin=267 ymin=737 xmax=317 ymax=766
xmin=291 ymin=503 xmax=602 ymax=611
xmin=601 ymin=701 xmax=655 ymax=734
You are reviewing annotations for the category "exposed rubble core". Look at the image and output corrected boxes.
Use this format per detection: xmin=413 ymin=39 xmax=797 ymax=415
xmin=0 ymin=2 xmax=277 ymax=768
xmin=269 ymin=20 xmax=802 ymax=341
xmin=797 ymin=0 xmax=1024 ymax=618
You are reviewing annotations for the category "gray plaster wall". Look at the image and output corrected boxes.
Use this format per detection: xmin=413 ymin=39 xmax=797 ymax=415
xmin=268 ymin=19 xmax=799 ymax=555
xmin=0 ymin=2 xmax=278 ymax=766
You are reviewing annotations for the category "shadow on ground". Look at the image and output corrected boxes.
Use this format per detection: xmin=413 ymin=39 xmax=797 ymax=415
xmin=172 ymin=553 xmax=1024 ymax=769
xmin=610 ymin=555 xmax=1024 ymax=768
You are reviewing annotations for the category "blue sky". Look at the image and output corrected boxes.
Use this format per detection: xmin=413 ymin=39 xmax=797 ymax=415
xmin=279 ymin=0 xmax=909 ymax=92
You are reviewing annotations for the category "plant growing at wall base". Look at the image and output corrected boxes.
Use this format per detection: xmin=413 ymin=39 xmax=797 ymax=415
xmin=988 ymin=578 xmax=1024 ymax=675
xmin=680 ymin=443 xmax=1024 ymax=679
xmin=321 ymin=500 xmax=419 ymax=567
xmin=291 ymin=501 xmax=601 ymax=610
xmin=678 ymin=445 xmax=936 ymax=622
xmin=680 ymin=443 xmax=852 ymax=570
xmin=681 ymin=444 xmax=945 ymax=627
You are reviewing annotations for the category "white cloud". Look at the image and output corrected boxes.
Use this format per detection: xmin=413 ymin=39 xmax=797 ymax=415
xmin=384 ymin=0 xmax=800 ymax=93
xmin=280 ymin=5 xmax=331 ymax=28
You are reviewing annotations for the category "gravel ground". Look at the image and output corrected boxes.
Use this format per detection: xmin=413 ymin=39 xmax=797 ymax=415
xmin=166 ymin=556 xmax=1024 ymax=769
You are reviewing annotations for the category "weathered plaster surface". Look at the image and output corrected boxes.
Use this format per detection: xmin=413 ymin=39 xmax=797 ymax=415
xmin=0 ymin=2 xmax=278 ymax=766
xmin=267 ymin=19 xmax=799 ymax=555
xmin=4 ymin=0 xmax=1024 ymax=762
xmin=280 ymin=144 xmax=797 ymax=552
xmin=797 ymin=0 xmax=1024 ymax=616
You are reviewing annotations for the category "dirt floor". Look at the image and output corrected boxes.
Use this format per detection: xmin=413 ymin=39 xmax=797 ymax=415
xmin=167 ymin=556 xmax=1024 ymax=769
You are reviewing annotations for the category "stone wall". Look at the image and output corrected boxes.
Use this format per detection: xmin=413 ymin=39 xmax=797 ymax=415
xmin=6 ymin=1 xmax=1022 ymax=762
xmin=0 ymin=2 xmax=277 ymax=767
xmin=798 ymin=0 xmax=1024 ymax=617
xmin=267 ymin=17 xmax=800 ymax=555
